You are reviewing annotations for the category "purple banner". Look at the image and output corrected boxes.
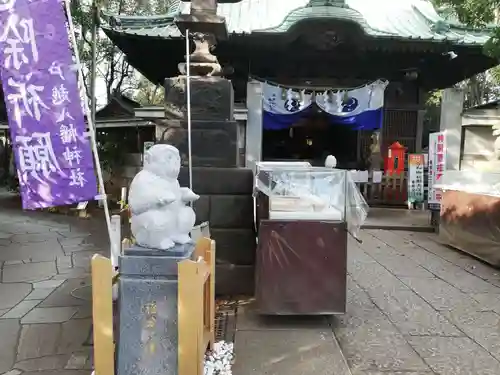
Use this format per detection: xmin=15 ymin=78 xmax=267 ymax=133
xmin=0 ymin=0 xmax=97 ymax=209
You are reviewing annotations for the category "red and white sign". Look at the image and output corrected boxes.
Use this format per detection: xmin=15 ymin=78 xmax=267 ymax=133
xmin=428 ymin=131 xmax=446 ymax=205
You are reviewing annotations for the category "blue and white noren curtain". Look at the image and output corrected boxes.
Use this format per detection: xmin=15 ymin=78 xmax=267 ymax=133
xmin=262 ymin=80 xmax=389 ymax=131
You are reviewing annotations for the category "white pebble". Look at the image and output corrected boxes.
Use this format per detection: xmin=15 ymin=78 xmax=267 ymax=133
xmin=204 ymin=340 xmax=234 ymax=375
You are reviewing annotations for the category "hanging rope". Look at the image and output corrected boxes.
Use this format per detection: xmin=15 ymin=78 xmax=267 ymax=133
xmin=248 ymin=75 xmax=389 ymax=94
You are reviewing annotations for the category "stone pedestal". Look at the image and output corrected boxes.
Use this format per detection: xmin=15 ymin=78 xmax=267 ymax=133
xmin=159 ymin=76 xmax=238 ymax=168
xmin=117 ymin=243 xmax=195 ymax=375
xmin=159 ymin=75 xmax=257 ymax=296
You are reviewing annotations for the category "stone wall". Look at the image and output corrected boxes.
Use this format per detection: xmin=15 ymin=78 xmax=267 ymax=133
xmin=179 ymin=167 xmax=256 ymax=296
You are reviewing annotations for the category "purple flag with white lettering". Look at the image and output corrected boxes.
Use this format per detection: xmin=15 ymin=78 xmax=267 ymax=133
xmin=0 ymin=0 xmax=98 ymax=209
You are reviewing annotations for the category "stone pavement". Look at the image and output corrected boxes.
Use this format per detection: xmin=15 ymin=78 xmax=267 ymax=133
xmin=234 ymin=229 xmax=500 ymax=375
xmin=362 ymin=207 xmax=433 ymax=232
xmin=3 ymin=189 xmax=500 ymax=375
xmin=0 ymin=193 xmax=108 ymax=375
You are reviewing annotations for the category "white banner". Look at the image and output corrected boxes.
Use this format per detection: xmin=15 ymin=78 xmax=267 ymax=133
xmin=262 ymin=80 xmax=388 ymax=116
xmin=428 ymin=131 xmax=446 ymax=205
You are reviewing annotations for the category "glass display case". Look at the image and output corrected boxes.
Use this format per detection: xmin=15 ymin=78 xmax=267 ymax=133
xmin=253 ymin=164 xmax=368 ymax=315
xmin=255 ymin=165 xmax=368 ymax=236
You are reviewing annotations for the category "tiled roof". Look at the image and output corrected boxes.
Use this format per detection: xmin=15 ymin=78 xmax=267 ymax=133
xmin=101 ymin=0 xmax=492 ymax=45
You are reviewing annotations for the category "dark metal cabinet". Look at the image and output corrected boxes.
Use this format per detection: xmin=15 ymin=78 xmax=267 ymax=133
xmin=255 ymin=220 xmax=347 ymax=315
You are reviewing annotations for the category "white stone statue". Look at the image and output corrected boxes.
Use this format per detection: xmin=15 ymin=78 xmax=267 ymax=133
xmin=128 ymin=144 xmax=199 ymax=250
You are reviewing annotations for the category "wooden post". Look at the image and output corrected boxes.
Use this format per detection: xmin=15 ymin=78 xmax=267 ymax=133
xmin=91 ymin=255 xmax=115 ymax=375
xmin=178 ymin=238 xmax=216 ymax=375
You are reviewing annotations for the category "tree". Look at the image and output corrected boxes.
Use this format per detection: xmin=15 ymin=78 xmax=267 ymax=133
xmin=69 ymin=0 xmax=167 ymax=105
xmin=134 ymin=77 xmax=165 ymax=105
xmin=432 ymin=0 xmax=500 ymax=57
xmin=426 ymin=0 xmax=500 ymax=108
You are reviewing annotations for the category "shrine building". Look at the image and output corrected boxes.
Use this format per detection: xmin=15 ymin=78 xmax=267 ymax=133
xmin=101 ymin=0 xmax=497 ymax=169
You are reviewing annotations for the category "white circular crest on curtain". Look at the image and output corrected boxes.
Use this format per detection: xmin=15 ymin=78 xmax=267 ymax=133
xmin=315 ymin=80 xmax=388 ymax=117
xmin=262 ymin=84 xmax=312 ymax=115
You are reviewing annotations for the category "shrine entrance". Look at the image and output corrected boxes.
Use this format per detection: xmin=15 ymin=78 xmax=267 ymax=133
xmin=261 ymin=111 xmax=359 ymax=168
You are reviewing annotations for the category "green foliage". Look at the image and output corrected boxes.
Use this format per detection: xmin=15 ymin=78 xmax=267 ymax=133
xmin=134 ymin=77 xmax=165 ymax=105
xmin=432 ymin=0 xmax=500 ymax=27
xmin=430 ymin=0 xmax=500 ymax=108
xmin=426 ymin=90 xmax=443 ymax=106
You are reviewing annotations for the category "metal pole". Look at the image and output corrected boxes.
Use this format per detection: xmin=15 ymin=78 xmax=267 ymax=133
xmin=64 ymin=0 xmax=113 ymax=243
xmin=90 ymin=0 xmax=98 ymax=126
xmin=185 ymin=30 xmax=193 ymax=192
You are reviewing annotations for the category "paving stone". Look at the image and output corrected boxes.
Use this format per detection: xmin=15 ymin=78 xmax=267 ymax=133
xmin=50 ymin=275 xmax=72 ymax=281
xmin=332 ymin=282 xmax=430 ymax=373
xmin=62 ymin=244 xmax=96 ymax=254
xmin=0 ymin=232 xmax=13 ymax=239
xmin=349 ymin=261 xmax=409 ymax=293
xmin=39 ymin=279 xmax=90 ymax=307
xmin=0 ymin=239 xmax=13 ymax=246
xmin=11 ymin=234 xmax=56 ymax=244
xmin=486 ymin=278 xmax=500 ymax=288
xmin=348 ymin=243 xmax=377 ymax=264
xmin=233 ymin=329 xmax=346 ymax=375
xmin=371 ymin=254 xmax=436 ymax=278
xmin=22 ymin=370 xmax=89 ymax=375
xmin=58 ymin=237 xmax=88 ymax=247
xmin=400 ymin=277 xmax=481 ymax=312
xmin=339 ymin=278 xmax=386 ymax=324
xmin=424 ymin=264 xmax=500 ymax=294
xmin=237 ymin=302 xmax=329 ymax=331
xmin=367 ymin=289 xmax=463 ymax=336
xmin=33 ymin=280 xmax=65 ymax=289
xmin=57 ymin=319 xmax=92 ymax=354
xmin=0 ymin=241 xmax=63 ymax=262
xmin=72 ymin=251 xmax=103 ymax=269
xmin=14 ymin=354 xmax=70 ymax=371
xmin=0 ymin=319 xmax=21 ymax=373
xmin=356 ymin=372 xmax=433 ymax=375
xmin=25 ymin=288 xmax=55 ymax=300
xmin=55 ymin=267 xmax=89 ymax=279
xmin=443 ymin=310 xmax=500 ymax=361
xmin=356 ymin=231 xmax=403 ymax=258
xmin=408 ymin=336 xmax=500 ymax=375
xmin=21 ymin=251 xmax=59 ymax=263
xmin=0 ymin=283 xmax=32 ymax=310
xmin=56 ymin=256 xmax=73 ymax=271
xmin=21 ymin=307 xmax=77 ymax=324
xmin=2 ymin=262 xmax=57 ymax=283
xmin=72 ymin=305 xmax=92 ymax=320
xmin=398 ymin=232 xmax=500 ymax=282
xmin=471 ymin=293 xmax=500 ymax=314
xmin=2 ymin=300 xmax=41 ymax=319
xmin=369 ymin=230 xmax=448 ymax=269
xmin=64 ymin=351 xmax=92 ymax=370
xmin=16 ymin=324 xmax=61 ymax=361
xmin=335 ymin=314 xmax=430 ymax=373
xmin=2 ymin=369 xmax=22 ymax=375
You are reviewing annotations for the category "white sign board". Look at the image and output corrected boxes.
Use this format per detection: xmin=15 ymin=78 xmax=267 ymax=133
xmin=428 ymin=131 xmax=446 ymax=205
xmin=407 ymin=154 xmax=425 ymax=202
